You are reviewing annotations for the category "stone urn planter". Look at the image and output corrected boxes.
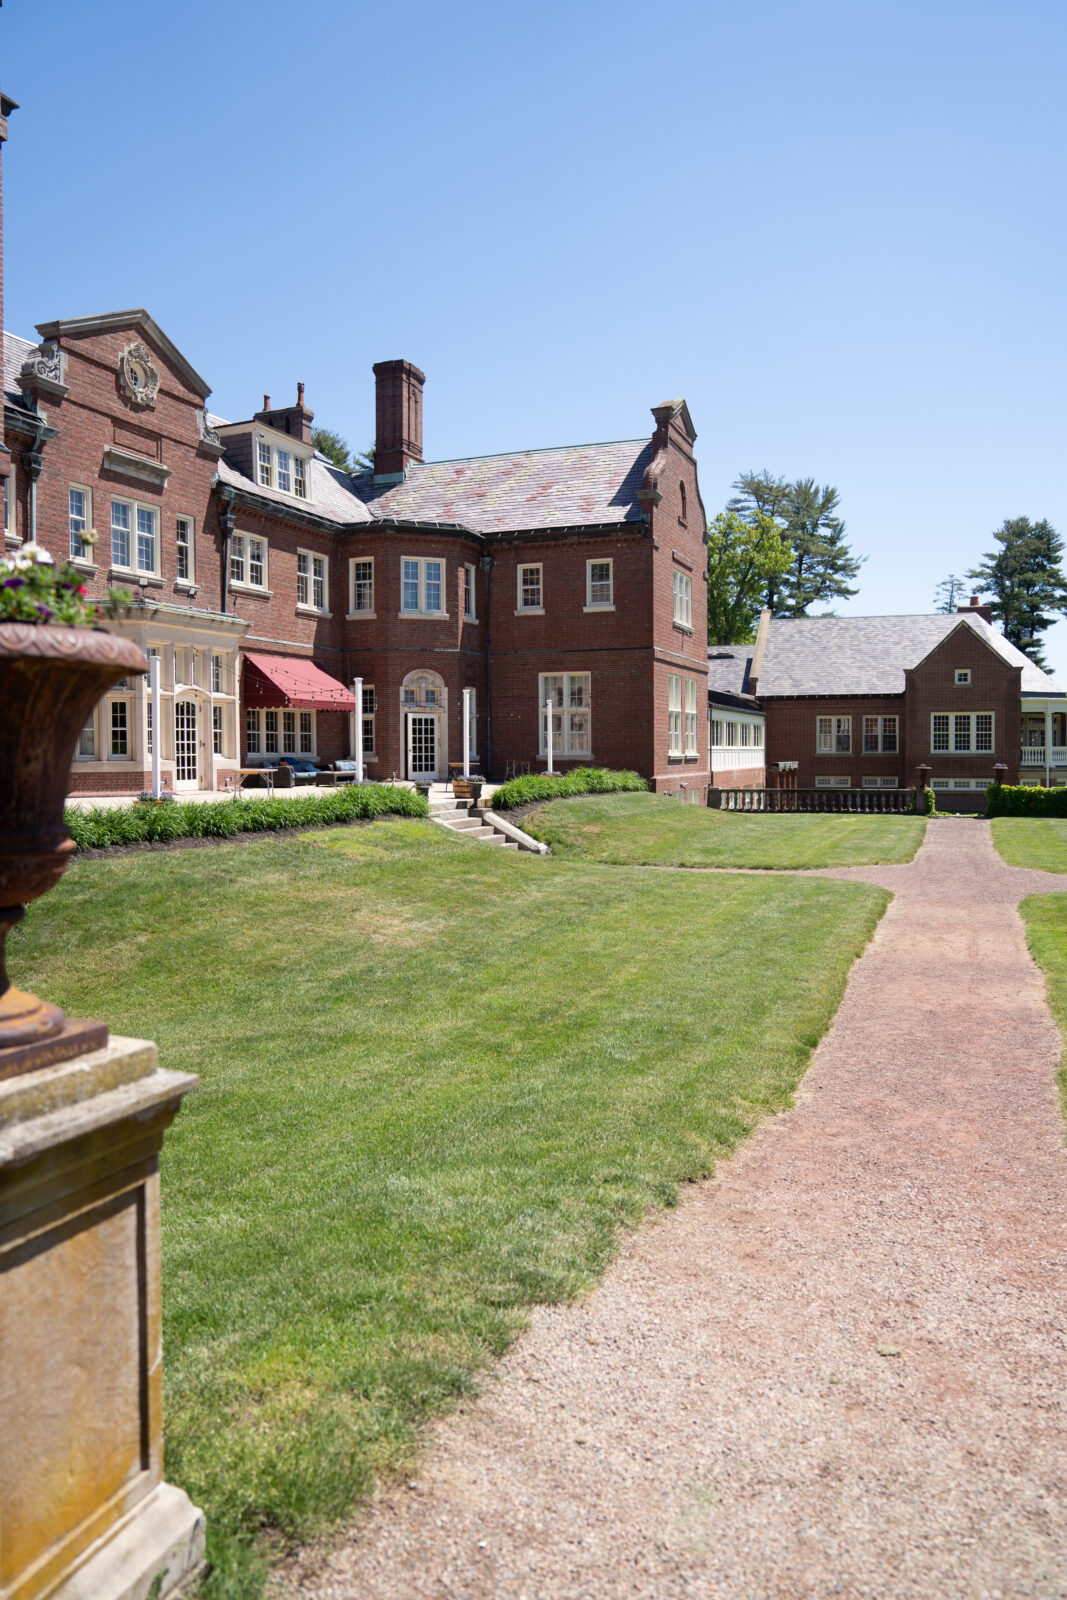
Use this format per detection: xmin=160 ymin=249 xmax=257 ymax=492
xmin=0 ymin=621 xmax=147 ymax=1074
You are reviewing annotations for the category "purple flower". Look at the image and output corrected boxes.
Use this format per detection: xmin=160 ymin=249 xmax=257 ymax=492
xmin=35 ymin=603 xmax=54 ymax=620
xmin=1 ymin=576 xmax=25 ymax=590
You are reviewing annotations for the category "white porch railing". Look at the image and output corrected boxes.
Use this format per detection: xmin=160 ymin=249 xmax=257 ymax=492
xmin=1020 ymin=746 xmax=1067 ymax=766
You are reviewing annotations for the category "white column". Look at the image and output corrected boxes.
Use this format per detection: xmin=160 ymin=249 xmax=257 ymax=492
xmin=150 ymin=656 xmax=161 ymax=800
xmin=1047 ymin=703 xmax=1053 ymax=788
xmin=353 ymin=677 xmax=364 ymax=784
xmin=462 ymin=687 xmax=471 ymax=779
xmin=545 ymin=699 xmax=555 ymax=774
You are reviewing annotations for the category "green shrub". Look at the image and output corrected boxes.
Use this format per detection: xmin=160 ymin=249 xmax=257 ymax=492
xmin=490 ymin=766 xmax=648 ymax=811
xmin=64 ymin=783 xmax=428 ymax=852
xmin=985 ymin=782 xmax=1067 ymax=818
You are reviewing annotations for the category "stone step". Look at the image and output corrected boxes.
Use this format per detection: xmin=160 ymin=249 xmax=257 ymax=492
xmin=447 ymin=817 xmax=488 ymax=832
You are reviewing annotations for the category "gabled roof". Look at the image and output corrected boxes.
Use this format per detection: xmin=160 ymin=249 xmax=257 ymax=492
xmin=706 ymin=647 xmax=759 ymax=702
xmin=758 ymin=612 xmax=1062 ymax=697
xmin=355 ymin=437 xmax=653 ymax=533
xmin=34 ymin=309 xmax=212 ymax=399
xmin=215 ymin=454 xmax=374 ymax=527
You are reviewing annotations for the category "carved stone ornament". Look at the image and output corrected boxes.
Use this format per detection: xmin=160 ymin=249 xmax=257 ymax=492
xmin=19 ymin=339 xmax=64 ymax=385
xmin=118 ymin=340 xmax=161 ymax=408
xmin=199 ymin=407 xmax=222 ymax=447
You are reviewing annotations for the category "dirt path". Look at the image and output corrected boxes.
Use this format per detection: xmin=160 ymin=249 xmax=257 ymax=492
xmin=283 ymin=819 xmax=1067 ymax=1600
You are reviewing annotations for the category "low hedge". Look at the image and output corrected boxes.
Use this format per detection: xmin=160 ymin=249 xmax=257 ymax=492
xmin=490 ymin=766 xmax=648 ymax=811
xmin=984 ymin=783 xmax=1067 ymax=818
xmin=65 ymin=782 xmax=429 ymax=852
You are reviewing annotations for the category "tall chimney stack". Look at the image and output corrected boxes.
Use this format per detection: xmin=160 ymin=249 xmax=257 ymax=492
xmin=372 ymin=359 xmax=425 ymax=481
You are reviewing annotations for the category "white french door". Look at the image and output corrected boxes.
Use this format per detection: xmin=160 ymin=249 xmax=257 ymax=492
xmin=407 ymin=713 xmax=439 ymax=782
xmin=174 ymin=699 xmax=198 ymax=788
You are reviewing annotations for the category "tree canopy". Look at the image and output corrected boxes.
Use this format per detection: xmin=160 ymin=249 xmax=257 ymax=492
xmin=311 ymin=428 xmax=375 ymax=474
xmin=934 ymin=574 xmax=967 ymax=614
xmin=967 ymin=517 xmax=1067 ymax=669
xmin=706 ymin=510 xmax=793 ymax=644
xmin=726 ymin=470 xmax=863 ymax=616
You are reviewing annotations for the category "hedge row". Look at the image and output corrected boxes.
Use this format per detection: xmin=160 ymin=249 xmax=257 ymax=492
xmin=984 ymin=783 xmax=1067 ymax=818
xmin=490 ymin=767 xmax=648 ymax=811
xmin=65 ymin=782 xmax=429 ymax=851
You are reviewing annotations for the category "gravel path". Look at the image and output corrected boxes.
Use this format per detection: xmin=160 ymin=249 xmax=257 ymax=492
xmin=282 ymin=819 xmax=1067 ymax=1600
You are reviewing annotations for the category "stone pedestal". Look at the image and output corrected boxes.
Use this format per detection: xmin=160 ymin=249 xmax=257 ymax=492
xmin=0 ymin=1037 xmax=203 ymax=1600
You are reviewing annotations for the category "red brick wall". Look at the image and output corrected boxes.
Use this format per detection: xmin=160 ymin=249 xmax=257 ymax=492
xmin=905 ymin=624 xmax=1021 ymax=786
xmin=764 ymin=695 xmax=907 ymax=788
xmin=647 ymin=412 xmax=709 ymax=789
xmin=711 ymin=762 xmax=766 ymax=789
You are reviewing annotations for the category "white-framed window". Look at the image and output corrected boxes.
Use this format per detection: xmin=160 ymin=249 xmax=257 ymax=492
xmin=255 ymin=434 xmax=312 ymax=500
xmin=293 ymin=456 xmax=307 ymax=499
xmin=243 ymin=708 xmax=315 ymax=760
xmin=684 ymin=679 xmax=698 ymax=755
xmin=299 ymin=711 xmax=313 ymax=754
xmin=517 ymin=563 xmax=543 ymax=612
xmin=862 ymin=775 xmax=900 ymax=789
xmin=586 ymin=558 xmax=613 ymax=609
xmin=401 ymin=556 xmax=445 ymax=615
xmin=3 ymin=463 xmax=15 ymax=542
xmin=69 ymin=486 xmax=91 ymax=561
xmin=668 ymin=675 xmax=683 ymax=755
xmin=815 ymin=775 xmax=850 ymax=788
xmin=464 ymin=563 xmax=476 ymax=620
xmin=176 ymin=516 xmax=194 ymax=583
xmin=350 ymin=557 xmax=374 ymax=615
xmin=361 ymin=686 xmax=375 ymax=756
xmin=76 ymin=714 xmax=96 ymax=759
xmin=752 ymin=722 xmax=764 ymax=748
xmin=539 ymin=672 xmax=591 ymax=757
xmin=862 ymin=715 xmax=898 ymax=754
xmin=932 ymin=711 xmax=994 ymax=753
xmin=297 ymin=549 xmax=328 ymax=612
xmin=230 ymin=533 xmax=268 ymax=589
xmin=109 ymin=699 xmax=131 ymax=759
xmin=245 ymin=708 xmax=260 ymax=755
xmin=466 ymin=687 xmax=478 ymax=758
xmin=955 ymin=669 xmax=971 ymax=686
xmin=673 ymin=569 xmax=692 ymax=629
xmin=211 ymin=653 xmax=222 ymax=693
xmin=257 ymin=439 xmax=272 ymax=488
xmin=817 ymin=715 xmax=852 ymax=754
xmin=212 ymin=705 xmax=223 ymax=755
xmin=277 ymin=448 xmax=292 ymax=495
xmin=711 ymin=717 xmax=724 ymax=746
xmin=109 ymin=497 xmax=159 ymax=576
xmin=932 ymin=777 xmax=989 ymax=791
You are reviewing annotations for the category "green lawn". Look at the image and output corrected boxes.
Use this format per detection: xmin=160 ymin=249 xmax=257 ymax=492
xmin=1018 ymin=895 xmax=1067 ymax=1122
xmin=992 ymin=817 xmax=1067 ymax=872
xmin=523 ymin=791 xmax=927 ymax=869
xmin=11 ymin=820 xmax=887 ymax=1597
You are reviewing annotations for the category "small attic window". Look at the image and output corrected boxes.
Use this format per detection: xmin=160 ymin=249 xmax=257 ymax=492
xmin=679 ymin=482 xmax=687 ymax=524
xmin=955 ymin=669 xmax=971 ymax=686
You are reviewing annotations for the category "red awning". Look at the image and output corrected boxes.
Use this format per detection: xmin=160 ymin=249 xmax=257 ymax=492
xmin=243 ymin=653 xmax=355 ymax=712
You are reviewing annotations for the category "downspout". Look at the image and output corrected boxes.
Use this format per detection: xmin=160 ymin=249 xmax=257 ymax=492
xmin=26 ymin=426 xmax=47 ymax=543
xmin=480 ymin=551 xmax=494 ymax=777
xmin=217 ymin=488 xmax=235 ymax=614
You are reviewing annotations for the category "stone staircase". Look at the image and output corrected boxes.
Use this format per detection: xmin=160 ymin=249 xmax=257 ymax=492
xmin=427 ymin=789 xmax=548 ymax=854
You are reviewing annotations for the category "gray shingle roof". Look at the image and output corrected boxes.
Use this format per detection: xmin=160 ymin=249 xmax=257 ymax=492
xmin=215 ymin=454 xmax=374 ymax=526
xmin=758 ymin=613 xmax=1062 ymax=697
xmin=706 ymin=648 xmax=758 ymax=701
xmin=3 ymin=330 xmax=37 ymax=407
xmin=355 ymin=438 xmax=652 ymax=533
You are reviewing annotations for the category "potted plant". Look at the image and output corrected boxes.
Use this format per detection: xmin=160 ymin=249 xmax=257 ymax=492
xmin=0 ymin=538 xmax=142 ymax=1070
xmin=453 ymin=772 xmax=485 ymax=803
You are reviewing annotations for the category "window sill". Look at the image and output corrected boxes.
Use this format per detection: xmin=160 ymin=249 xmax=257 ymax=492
xmin=4 ymin=532 xmax=20 ymax=548
xmin=673 ymin=621 xmax=694 ymax=636
xmin=398 ymin=611 xmax=449 ymax=620
xmin=70 ymin=560 xmax=98 ymax=576
xmin=539 ymin=754 xmax=593 ymax=764
xmin=110 ymin=568 xmax=164 ymax=588
xmin=515 ymin=607 xmax=545 ymax=616
xmin=175 ymin=580 xmax=198 ymax=593
xmin=667 ymin=754 xmax=684 ymax=764
xmin=684 ymin=754 xmax=700 ymax=762
xmin=463 ymin=614 xmax=478 ymax=624
xmin=346 ymin=611 xmax=377 ymax=621
xmin=296 ymin=604 xmax=332 ymax=619
xmin=230 ymin=582 xmax=273 ymax=599
xmin=583 ymin=603 xmax=615 ymax=613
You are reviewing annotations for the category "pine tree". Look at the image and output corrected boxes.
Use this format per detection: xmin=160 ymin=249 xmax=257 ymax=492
xmin=934 ymin=574 xmax=967 ymax=613
xmin=967 ymin=517 xmax=1067 ymax=668
xmin=727 ymin=471 xmax=862 ymax=615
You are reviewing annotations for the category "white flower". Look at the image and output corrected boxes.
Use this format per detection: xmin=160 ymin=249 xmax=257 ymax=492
xmin=19 ymin=542 xmax=55 ymax=566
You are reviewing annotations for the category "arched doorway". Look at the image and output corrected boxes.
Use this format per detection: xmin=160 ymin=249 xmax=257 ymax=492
xmin=400 ymin=670 xmax=446 ymax=782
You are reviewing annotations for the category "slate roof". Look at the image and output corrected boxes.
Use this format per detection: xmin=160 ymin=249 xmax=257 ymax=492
xmin=3 ymin=330 xmax=37 ymax=407
xmin=706 ymin=648 xmax=759 ymax=703
xmin=354 ymin=438 xmax=653 ymax=533
xmin=758 ymin=613 xmax=1062 ymax=697
xmin=215 ymin=454 xmax=373 ymax=526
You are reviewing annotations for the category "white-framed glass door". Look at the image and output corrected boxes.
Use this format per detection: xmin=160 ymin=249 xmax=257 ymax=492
xmin=407 ymin=713 xmax=439 ymax=782
xmin=174 ymin=699 xmax=199 ymax=788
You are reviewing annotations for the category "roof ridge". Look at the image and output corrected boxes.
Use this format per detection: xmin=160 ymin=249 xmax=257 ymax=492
xmin=410 ymin=437 xmax=648 ymax=470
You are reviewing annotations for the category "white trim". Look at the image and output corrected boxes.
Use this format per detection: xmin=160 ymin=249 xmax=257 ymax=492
xmin=400 ymin=554 xmax=447 ymax=617
xmin=3 ymin=460 xmax=16 ymax=544
xmin=464 ymin=561 xmax=477 ymax=622
xmin=816 ymin=714 xmax=852 ymax=754
xmin=930 ymin=710 xmax=994 ymax=754
xmin=349 ymin=555 xmax=375 ymax=616
xmin=539 ymin=670 xmax=591 ymax=758
xmin=253 ymin=428 xmax=313 ymax=502
xmin=672 ymin=569 xmax=692 ymax=629
xmin=296 ymin=547 xmax=329 ymax=614
xmin=176 ymin=513 xmax=195 ymax=585
xmin=517 ymin=562 xmax=543 ymax=612
xmin=586 ymin=557 xmax=613 ymax=609
xmin=69 ymin=483 xmax=92 ymax=561
xmin=860 ymin=714 xmax=898 ymax=754
xmin=230 ymin=532 xmax=269 ymax=592
xmin=110 ymin=494 xmax=161 ymax=578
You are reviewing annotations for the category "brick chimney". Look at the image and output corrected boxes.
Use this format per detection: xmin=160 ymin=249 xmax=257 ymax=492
xmin=0 ymin=93 xmax=18 ymax=484
xmin=373 ymin=359 xmax=425 ymax=480
xmin=254 ymin=382 xmax=315 ymax=445
xmin=958 ymin=594 xmax=993 ymax=625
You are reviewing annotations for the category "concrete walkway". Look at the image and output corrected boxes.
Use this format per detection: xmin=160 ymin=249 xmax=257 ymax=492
xmin=284 ymin=819 xmax=1067 ymax=1600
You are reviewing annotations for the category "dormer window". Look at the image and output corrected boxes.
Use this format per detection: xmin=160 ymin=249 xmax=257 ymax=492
xmin=255 ymin=432 xmax=311 ymax=501
xmin=257 ymin=439 xmax=272 ymax=488
xmin=294 ymin=457 xmax=307 ymax=498
xmin=277 ymin=449 xmax=292 ymax=494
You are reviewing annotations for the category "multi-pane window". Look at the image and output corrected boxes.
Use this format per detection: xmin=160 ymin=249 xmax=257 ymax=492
xmin=277 ymin=449 xmax=292 ymax=494
xmin=815 ymin=775 xmax=850 ymax=789
xmin=230 ymin=534 xmax=267 ymax=588
xmin=863 ymin=715 xmax=898 ymax=753
xmin=464 ymin=563 xmax=476 ymax=619
xmin=862 ymin=776 xmax=900 ymax=789
xmin=350 ymin=558 xmax=374 ymax=614
xmin=817 ymin=715 xmax=852 ymax=754
xmin=245 ymin=708 xmax=260 ymax=754
xmin=146 ymin=700 xmax=153 ymax=756
xmin=136 ymin=507 xmax=157 ymax=574
xmin=211 ymin=653 xmax=222 ymax=693
xmin=77 ymin=717 xmax=95 ymax=758
xmin=110 ymin=701 xmax=129 ymax=758
xmin=518 ymin=564 xmax=543 ymax=611
xmin=69 ymin=488 xmax=89 ymax=560
xmin=2 ymin=467 xmax=12 ymax=541
xmin=466 ymin=687 xmax=478 ymax=757
xmin=361 ymin=686 xmax=375 ymax=756
xmin=176 ymin=516 xmax=193 ymax=582
xmin=673 ymin=569 xmax=692 ymax=628
xmin=282 ymin=711 xmax=297 ymax=754
xmin=684 ymin=679 xmax=698 ymax=755
xmin=110 ymin=499 xmax=158 ymax=574
xmin=540 ymin=672 xmax=591 ymax=757
xmin=213 ymin=706 xmax=223 ymax=755
xmin=255 ymin=436 xmax=311 ymax=498
xmin=257 ymin=439 xmax=272 ymax=487
xmin=264 ymin=710 xmax=279 ymax=753
xmin=955 ymin=669 xmax=971 ymax=685
xmin=110 ymin=499 xmax=131 ymax=568
xmin=401 ymin=557 xmax=444 ymax=614
xmin=294 ymin=457 xmax=307 ymax=499
xmin=586 ymin=559 xmax=613 ymax=607
xmin=243 ymin=708 xmax=315 ymax=759
xmin=299 ymin=711 xmax=313 ymax=754
xmin=668 ymin=676 xmax=683 ymax=755
xmin=933 ymin=711 xmax=994 ymax=753
xmin=711 ymin=717 xmax=724 ymax=746
xmin=297 ymin=551 xmax=327 ymax=611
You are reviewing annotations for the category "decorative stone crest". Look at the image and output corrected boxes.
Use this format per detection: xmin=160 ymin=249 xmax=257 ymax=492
xmin=19 ymin=339 xmax=63 ymax=385
xmin=198 ymin=407 xmax=221 ymax=447
xmin=118 ymin=340 xmax=161 ymax=408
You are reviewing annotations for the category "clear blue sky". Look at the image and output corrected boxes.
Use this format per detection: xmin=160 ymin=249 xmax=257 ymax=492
xmin=4 ymin=1 xmax=1066 ymax=671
